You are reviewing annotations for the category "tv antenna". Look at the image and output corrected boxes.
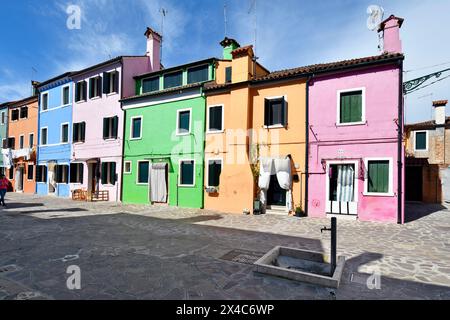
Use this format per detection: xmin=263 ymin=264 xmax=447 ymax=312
xmin=31 ymin=67 xmax=38 ymax=95
xmin=223 ymin=1 xmax=228 ymax=37
xmin=366 ymin=5 xmax=384 ymax=52
xmin=248 ymin=0 xmax=257 ymax=55
xmin=160 ymin=7 xmax=168 ymax=63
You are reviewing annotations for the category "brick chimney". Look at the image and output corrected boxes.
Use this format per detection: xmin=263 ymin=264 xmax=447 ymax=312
xmin=220 ymin=37 xmax=240 ymax=60
xmin=433 ymin=100 xmax=448 ymax=125
xmin=378 ymin=15 xmax=404 ymax=54
xmin=145 ymin=27 xmax=162 ymax=71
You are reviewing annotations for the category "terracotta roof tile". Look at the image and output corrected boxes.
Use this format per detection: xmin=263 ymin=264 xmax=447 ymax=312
xmin=231 ymin=45 xmax=254 ymax=58
xmin=432 ymin=100 xmax=448 ymax=107
xmin=405 ymin=117 xmax=450 ymax=130
xmin=121 ymin=82 xmax=210 ymax=102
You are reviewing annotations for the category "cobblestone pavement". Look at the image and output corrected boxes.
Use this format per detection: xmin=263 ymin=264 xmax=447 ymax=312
xmin=0 ymin=193 xmax=449 ymax=300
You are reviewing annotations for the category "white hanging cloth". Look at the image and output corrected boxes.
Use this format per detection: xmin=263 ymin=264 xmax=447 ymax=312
xmin=1 ymin=149 xmax=13 ymax=168
xmin=150 ymin=163 xmax=167 ymax=203
xmin=336 ymin=164 xmax=355 ymax=202
xmin=274 ymin=157 xmax=293 ymax=211
xmin=258 ymin=158 xmax=274 ymax=205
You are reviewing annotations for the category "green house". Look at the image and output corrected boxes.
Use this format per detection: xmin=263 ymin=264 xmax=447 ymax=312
xmin=120 ymin=58 xmax=217 ymax=208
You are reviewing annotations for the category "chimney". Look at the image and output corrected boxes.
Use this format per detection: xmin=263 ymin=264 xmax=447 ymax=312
xmin=433 ymin=100 xmax=448 ymax=125
xmin=220 ymin=37 xmax=240 ymax=60
xmin=145 ymin=27 xmax=162 ymax=71
xmin=230 ymin=45 xmax=256 ymax=83
xmin=378 ymin=15 xmax=404 ymax=54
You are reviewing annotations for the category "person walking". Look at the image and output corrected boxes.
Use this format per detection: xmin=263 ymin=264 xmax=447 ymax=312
xmin=0 ymin=174 xmax=9 ymax=207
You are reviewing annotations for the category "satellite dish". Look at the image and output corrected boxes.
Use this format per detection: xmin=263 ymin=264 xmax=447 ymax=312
xmin=367 ymin=5 xmax=384 ymax=31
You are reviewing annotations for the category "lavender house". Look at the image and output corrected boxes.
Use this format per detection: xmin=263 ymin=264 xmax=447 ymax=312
xmin=69 ymin=28 xmax=161 ymax=201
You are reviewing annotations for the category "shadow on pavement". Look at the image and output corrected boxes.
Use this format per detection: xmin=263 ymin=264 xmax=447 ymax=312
xmin=405 ymin=201 xmax=447 ymax=223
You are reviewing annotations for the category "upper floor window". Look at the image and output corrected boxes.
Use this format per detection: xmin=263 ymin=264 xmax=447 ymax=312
xmin=176 ymin=109 xmax=191 ymax=135
xmin=7 ymin=137 xmax=15 ymax=149
xmin=62 ymin=85 xmax=70 ymax=105
xmin=130 ymin=116 xmax=142 ymax=140
xmin=42 ymin=93 xmax=48 ymax=111
xmin=41 ymin=127 xmax=48 ymax=145
xmin=19 ymin=135 xmax=24 ymax=149
xmin=414 ymin=131 xmax=428 ymax=151
xmin=1 ymin=111 xmax=5 ymax=125
xmin=187 ymin=65 xmax=209 ymax=84
xmin=338 ymin=89 xmax=364 ymax=125
xmin=142 ymin=76 xmax=159 ymax=93
xmin=207 ymin=105 xmax=223 ymax=133
xmin=75 ymin=81 xmax=87 ymax=102
xmin=164 ymin=71 xmax=183 ymax=89
xmin=61 ymin=123 xmax=69 ymax=143
xmin=20 ymin=106 xmax=28 ymax=119
xmin=225 ymin=67 xmax=232 ymax=83
xmin=264 ymin=96 xmax=287 ymax=128
xmin=11 ymin=109 xmax=19 ymax=121
xmin=103 ymin=116 xmax=118 ymax=140
xmin=29 ymin=133 xmax=34 ymax=148
xmin=103 ymin=71 xmax=119 ymax=94
xmin=89 ymin=76 xmax=102 ymax=99
xmin=73 ymin=122 xmax=86 ymax=143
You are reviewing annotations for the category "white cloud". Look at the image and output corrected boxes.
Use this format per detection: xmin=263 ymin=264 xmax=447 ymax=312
xmin=0 ymin=83 xmax=31 ymax=102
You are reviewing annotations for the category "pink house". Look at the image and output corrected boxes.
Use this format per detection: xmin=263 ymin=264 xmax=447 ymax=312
xmin=307 ymin=15 xmax=405 ymax=223
xmin=70 ymin=28 xmax=161 ymax=201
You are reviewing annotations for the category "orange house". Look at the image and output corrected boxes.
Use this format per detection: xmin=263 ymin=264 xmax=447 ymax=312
xmin=203 ymin=38 xmax=307 ymax=215
xmin=5 ymin=95 xmax=38 ymax=193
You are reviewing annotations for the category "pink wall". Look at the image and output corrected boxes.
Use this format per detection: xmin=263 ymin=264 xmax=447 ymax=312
xmin=308 ymin=64 xmax=403 ymax=223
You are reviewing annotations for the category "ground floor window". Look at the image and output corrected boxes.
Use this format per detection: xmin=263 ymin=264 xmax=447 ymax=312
xmin=124 ymin=161 xmax=132 ymax=174
xmin=207 ymin=159 xmax=222 ymax=187
xmin=55 ymin=165 xmax=69 ymax=184
xmin=137 ymin=161 xmax=149 ymax=184
xmin=36 ymin=165 xmax=47 ymax=182
xmin=179 ymin=160 xmax=195 ymax=186
xmin=70 ymin=163 xmax=84 ymax=183
xmin=101 ymin=162 xmax=116 ymax=185
xmin=27 ymin=164 xmax=34 ymax=180
xmin=365 ymin=158 xmax=392 ymax=195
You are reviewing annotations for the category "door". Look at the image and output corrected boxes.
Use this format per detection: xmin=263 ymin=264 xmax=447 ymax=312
xmin=15 ymin=167 xmax=24 ymax=191
xmin=405 ymin=166 xmax=422 ymax=201
xmin=326 ymin=163 xmax=357 ymax=215
xmin=150 ymin=163 xmax=168 ymax=203
xmin=89 ymin=163 xmax=98 ymax=194
xmin=267 ymin=174 xmax=287 ymax=206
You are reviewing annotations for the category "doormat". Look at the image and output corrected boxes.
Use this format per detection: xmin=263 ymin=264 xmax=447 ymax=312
xmin=219 ymin=249 xmax=265 ymax=265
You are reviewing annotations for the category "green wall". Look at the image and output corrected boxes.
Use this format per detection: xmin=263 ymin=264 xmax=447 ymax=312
xmin=122 ymin=94 xmax=205 ymax=208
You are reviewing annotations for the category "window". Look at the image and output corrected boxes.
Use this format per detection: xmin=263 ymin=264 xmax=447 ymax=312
xmin=73 ymin=122 xmax=86 ymax=143
xmin=179 ymin=160 xmax=195 ymax=186
xmin=142 ymin=77 xmax=159 ymax=93
xmin=103 ymin=71 xmax=119 ymax=94
xmin=366 ymin=159 xmax=391 ymax=195
xmin=207 ymin=159 xmax=222 ymax=187
xmin=6 ymin=137 xmax=15 ymax=149
xmin=20 ymin=107 xmax=28 ymax=119
xmin=130 ymin=117 xmax=142 ymax=139
xmin=61 ymin=123 xmax=69 ymax=143
xmin=89 ymin=76 xmax=102 ymax=99
xmin=55 ymin=164 xmax=69 ymax=184
xmin=70 ymin=163 xmax=84 ymax=183
xmin=36 ymin=165 xmax=47 ymax=182
xmin=42 ymin=93 xmax=48 ymax=111
xmin=187 ymin=65 xmax=209 ymax=84
xmin=264 ymin=97 xmax=287 ymax=127
xmin=27 ymin=164 xmax=34 ymax=180
xmin=207 ymin=105 xmax=223 ymax=132
xmin=137 ymin=161 xmax=149 ymax=184
xmin=338 ymin=89 xmax=363 ymax=124
xmin=103 ymin=116 xmax=118 ymax=139
xmin=41 ymin=128 xmax=48 ymax=145
xmin=62 ymin=86 xmax=70 ymax=105
xmin=101 ymin=162 xmax=116 ymax=185
xmin=8 ymin=167 xmax=13 ymax=179
xmin=414 ymin=131 xmax=427 ymax=151
xmin=124 ymin=161 xmax=132 ymax=174
xmin=177 ymin=109 xmax=191 ymax=135
xmin=225 ymin=67 xmax=232 ymax=83
xmin=2 ymin=139 xmax=6 ymax=149
xmin=163 ymin=71 xmax=183 ymax=89
xmin=19 ymin=135 xmax=24 ymax=149
xmin=1 ymin=111 xmax=5 ymax=125
xmin=29 ymin=133 xmax=34 ymax=148
xmin=11 ymin=109 xmax=19 ymax=121
xmin=75 ymin=81 xmax=87 ymax=102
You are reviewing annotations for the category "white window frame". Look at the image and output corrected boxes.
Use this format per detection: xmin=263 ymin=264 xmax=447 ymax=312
xmin=130 ymin=116 xmax=143 ymax=140
xmin=27 ymin=163 xmax=34 ymax=181
xmin=179 ymin=159 xmax=196 ymax=187
xmin=263 ymin=95 xmax=288 ymax=129
xmin=176 ymin=108 xmax=192 ymax=136
xmin=40 ymin=127 xmax=48 ymax=146
xmin=41 ymin=91 xmax=49 ymax=111
xmin=336 ymin=87 xmax=366 ymax=126
xmin=124 ymin=161 xmax=132 ymax=174
xmin=19 ymin=106 xmax=28 ymax=119
xmin=206 ymin=104 xmax=224 ymax=134
xmin=102 ymin=162 xmax=116 ymax=186
xmin=75 ymin=81 xmax=87 ymax=103
xmin=29 ymin=132 xmax=35 ymax=148
xmin=19 ymin=134 xmax=25 ymax=149
xmin=414 ymin=130 xmax=428 ymax=152
xmin=60 ymin=122 xmax=70 ymax=144
xmin=56 ymin=163 xmax=69 ymax=184
xmin=36 ymin=164 xmax=47 ymax=184
xmin=363 ymin=157 xmax=394 ymax=197
xmin=206 ymin=158 xmax=223 ymax=188
xmin=61 ymin=84 xmax=71 ymax=106
xmin=136 ymin=160 xmax=150 ymax=185
xmin=11 ymin=108 xmax=19 ymax=122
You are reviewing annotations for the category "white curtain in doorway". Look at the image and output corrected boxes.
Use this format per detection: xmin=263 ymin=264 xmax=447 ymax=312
xmin=150 ymin=163 xmax=167 ymax=203
xmin=258 ymin=158 xmax=274 ymax=205
xmin=15 ymin=168 xmax=22 ymax=191
xmin=336 ymin=165 xmax=355 ymax=202
xmin=274 ymin=158 xmax=293 ymax=211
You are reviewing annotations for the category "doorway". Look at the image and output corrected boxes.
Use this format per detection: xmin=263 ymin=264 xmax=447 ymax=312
xmin=88 ymin=162 xmax=99 ymax=194
xmin=267 ymin=174 xmax=287 ymax=207
xmin=150 ymin=162 xmax=168 ymax=203
xmin=326 ymin=162 xmax=357 ymax=215
xmin=405 ymin=166 xmax=423 ymax=201
xmin=15 ymin=166 xmax=24 ymax=192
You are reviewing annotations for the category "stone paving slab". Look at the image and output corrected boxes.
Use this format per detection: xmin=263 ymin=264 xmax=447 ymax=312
xmin=0 ymin=193 xmax=449 ymax=299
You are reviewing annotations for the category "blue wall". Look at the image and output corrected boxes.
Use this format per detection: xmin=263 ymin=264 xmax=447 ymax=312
xmin=37 ymin=78 xmax=73 ymax=197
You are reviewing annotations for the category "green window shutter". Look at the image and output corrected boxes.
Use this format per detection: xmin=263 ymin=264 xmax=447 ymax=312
xmin=36 ymin=166 xmax=42 ymax=182
xmin=75 ymin=83 xmax=80 ymax=102
xmin=225 ymin=67 xmax=232 ymax=83
xmin=110 ymin=162 xmax=116 ymax=185
xmin=103 ymin=118 xmax=109 ymax=139
xmin=264 ymin=99 xmax=270 ymax=126
xmin=138 ymin=161 xmax=149 ymax=183
xmin=113 ymin=71 xmax=119 ymax=93
xmin=112 ymin=116 xmax=118 ymax=139
xmin=89 ymin=78 xmax=94 ymax=98
xmin=103 ymin=72 xmax=110 ymax=94
xmin=97 ymin=76 xmax=102 ymax=97
xmin=132 ymin=118 xmax=141 ymax=138
xmin=81 ymin=122 xmax=86 ymax=141
xmin=340 ymin=91 xmax=362 ymax=123
xmin=415 ymin=132 xmax=427 ymax=150
xmin=70 ymin=164 xmax=76 ymax=183
xmin=73 ymin=123 xmax=79 ymax=142
xmin=101 ymin=163 xmax=107 ymax=184
xmin=82 ymin=81 xmax=87 ymax=100
xmin=44 ymin=166 xmax=47 ymax=182
xmin=368 ymin=160 xmax=389 ymax=193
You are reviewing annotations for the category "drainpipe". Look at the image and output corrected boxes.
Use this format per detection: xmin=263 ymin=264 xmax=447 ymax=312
xmin=304 ymin=75 xmax=312 ymax=216
xmin=119 ymin=58 xmax=125 ymax=203
xmin=397 ymin=59 xmax=404 ymax=224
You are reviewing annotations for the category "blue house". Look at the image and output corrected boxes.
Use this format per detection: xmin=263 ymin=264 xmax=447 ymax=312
xmin=36 ymin=72 xmax=75 ymax=197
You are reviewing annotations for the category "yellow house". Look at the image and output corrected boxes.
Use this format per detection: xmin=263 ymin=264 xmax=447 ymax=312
xmin=203 ymin=38 xmax=307 ymax=215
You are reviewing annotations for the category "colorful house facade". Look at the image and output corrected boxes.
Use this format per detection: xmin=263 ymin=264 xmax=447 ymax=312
xmin=121 ymin=57 xmax=218 ymax=208
xmin=36 ymin=72 xmax=75 ymax=197
xmin=307 ymin=15 xmax=405 ymax=223
xmin=0 ymin=102 xmax=10 ymax=176
xmin=5 ymin=95 xmax=38 ymax=193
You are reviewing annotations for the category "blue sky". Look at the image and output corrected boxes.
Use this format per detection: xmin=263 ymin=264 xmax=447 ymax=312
xmin=1 ymin=0 xmax=449 ymax=123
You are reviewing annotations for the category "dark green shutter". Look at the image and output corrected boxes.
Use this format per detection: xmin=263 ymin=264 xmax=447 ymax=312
xmin=101 ymin=163 xmax=107 ymax=184
xmin=112 ymin=116 xmax=118 ymax=139
xmin=264 ymin=99 xmax=270 ymax=126
xmin=110 ymin=162 xmax=116 ymax=185
xmin=70 ymin=164 xmax=76 ymax=183
xmin=208 ymin=161 xmax=221 ymax=187
xmin=281 ymin=99 xmax=287 ymax=126
xmin=44 ymin=166 xmax=47 ymax=182
xmin=81 ymin=122 xmax=86 ymax=141
xmin=97 ymin=76 xmax=102 ymax=97
xmin=225 ymin=67 xmax=232 ymax=83
xmin=75 ymin=83 xmax=80 ymax=102
xmin=113 ymin=71 xmax=119 ymax=93
xmin=73 ymin=124 xmax=78 ymax=142
xmin=368 ymin=161 xmax=389 ymax=193
xmin=103 ymin=72 xmax=110 ymax=94
xmin=340 ymin=91 xmax=362 ymax=123
xmin=79 ymin=164 xmax=84 ymax=184
xmin=181 ymin=161 xmax=194 ymax=185
xmin=415 ymin=132 xmax=427 ymax=150
xmin=36 ymin=166 xmax=42 ymax=182
xmin=89 ymin=78 xmax=94 ymax=98
xmin=103 ymin=118 xmax=109 ymax=139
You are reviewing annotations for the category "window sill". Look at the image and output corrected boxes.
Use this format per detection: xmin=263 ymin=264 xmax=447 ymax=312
xmin=124 ymin=172 xmax=132 ymax=175
xmin=75 ymin=100 xmax=86 ymax=104
xmin=414 ymin=149 xmax=428 ymax=152
xmin=106 ymin=92 xmax=118 ymax=97
xmin=336 ymin=121 xmax=367 ymax=127
xmin=206 ymin=130 xmax=224 ymax=134
xmin=363 ymin=192 xmax=394 ymax=197
xmin=136 ymin=183 xmax=149 ymax=185
xmin=130 ymin=137 xmax=142 ymax=141
xmin=176 ymin=132 xmax=191 ymax=137
xmin=103 ymin=138 xmax=118 ymax=142
xmin=89 ymin=96 xmax=101 ymax=100
xmin=263 ymin=124 xmax=286 ymax=129
xmin=73 ymin=141 xmax=85 ymax=145
xmin=60 ymin=104 xmax=70 ymax=108
xmin=179 ymin=184 xmax=195 ymax=188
